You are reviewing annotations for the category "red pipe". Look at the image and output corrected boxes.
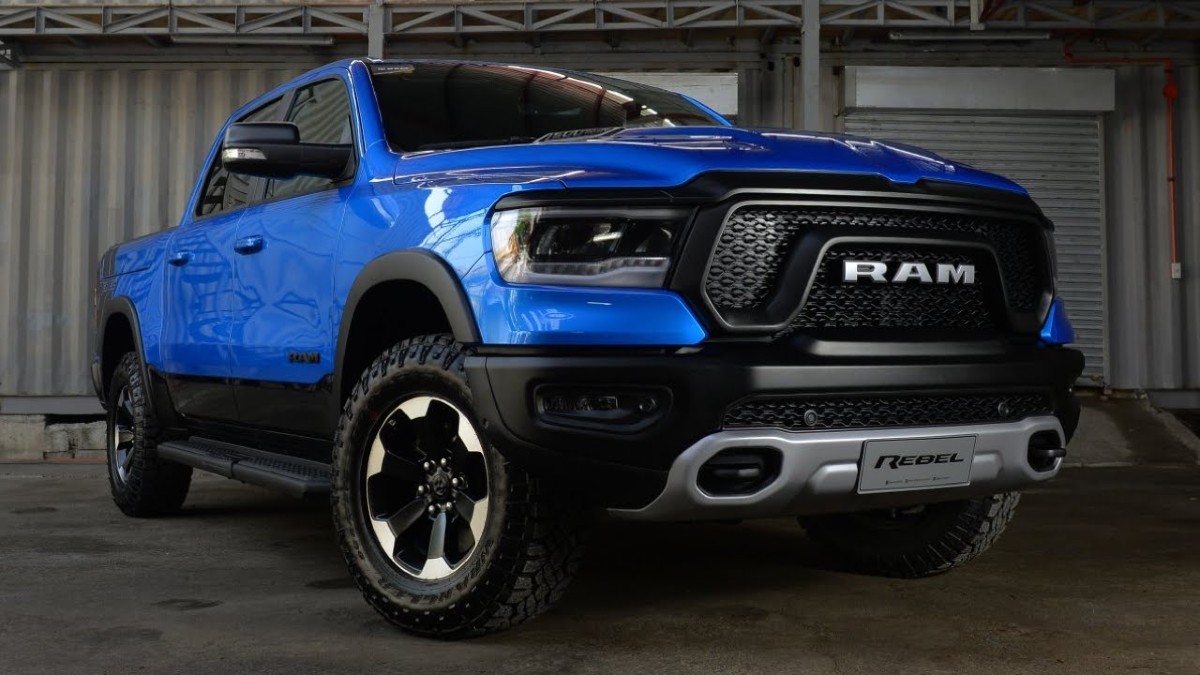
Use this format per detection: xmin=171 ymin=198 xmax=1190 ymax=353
xmin=1063 ymin=42 xmax=1181 ymax=274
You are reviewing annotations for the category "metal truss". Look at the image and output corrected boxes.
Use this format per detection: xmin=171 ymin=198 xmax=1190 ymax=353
xmin=0 ymin=1 xmax=1197 ymax=38
xmin=0 ymin=5 xmax=369 ymax=37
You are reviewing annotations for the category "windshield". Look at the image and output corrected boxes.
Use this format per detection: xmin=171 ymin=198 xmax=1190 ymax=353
xmin=369 ymin=62 xmax=723 ymax=152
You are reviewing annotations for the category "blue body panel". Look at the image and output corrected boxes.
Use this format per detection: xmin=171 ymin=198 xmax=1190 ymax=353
xmin=98 ymin=58 xmax=1046 ymax=400
xmin=1040 ymin=297 xmax=1076 ymax=346
xmin=390 ymin=126 xmax=1025 ymax=194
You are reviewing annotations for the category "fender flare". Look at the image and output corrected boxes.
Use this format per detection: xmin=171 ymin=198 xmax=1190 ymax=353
xmin=97 ymin=296 xmax=151 ymax=403
xmin=334 ymin=249 xmax=482 ymax=403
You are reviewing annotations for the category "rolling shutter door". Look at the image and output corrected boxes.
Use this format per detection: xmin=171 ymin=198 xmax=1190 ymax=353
xmin=844 ymin=111 xmax=1106 ymax=381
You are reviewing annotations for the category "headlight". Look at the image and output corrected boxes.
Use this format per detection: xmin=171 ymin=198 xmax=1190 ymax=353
xmin=490 ymin=206 xmax=690 ymax=287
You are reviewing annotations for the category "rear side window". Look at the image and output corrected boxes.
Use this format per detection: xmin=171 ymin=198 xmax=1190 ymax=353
xmin=195 ymin=99 xmax=282 ymax=217
xmin=265 ymin=79 xmax=354 ymax=201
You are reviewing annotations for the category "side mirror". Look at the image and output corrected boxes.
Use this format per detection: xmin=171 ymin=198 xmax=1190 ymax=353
xmin=221 ymin=122 xmax=352 ymax=180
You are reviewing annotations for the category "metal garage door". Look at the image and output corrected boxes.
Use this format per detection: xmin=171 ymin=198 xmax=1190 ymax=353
xmin=844 ymin=111 xmax=1106 ymax=382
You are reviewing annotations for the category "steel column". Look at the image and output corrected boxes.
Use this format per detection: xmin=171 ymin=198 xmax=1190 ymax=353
xmin=801 ymin=0 xmax=821 ymax=130
xmin=367 ymin=1 xmax=384 ymax=59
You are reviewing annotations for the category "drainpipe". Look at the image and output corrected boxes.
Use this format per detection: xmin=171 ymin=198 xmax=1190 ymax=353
xmin=1063 ymin=42 xmax=1181 ymax=279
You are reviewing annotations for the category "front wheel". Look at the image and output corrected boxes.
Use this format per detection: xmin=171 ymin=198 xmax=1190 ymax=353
xmin=799 ymin=492 xmax=1021 ymax=578
xmin=332 ymin=335 xmax=585 ymax=639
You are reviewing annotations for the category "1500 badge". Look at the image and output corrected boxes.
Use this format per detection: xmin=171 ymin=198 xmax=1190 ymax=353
xmin=288 ymin=352 xmax=321 ymax=364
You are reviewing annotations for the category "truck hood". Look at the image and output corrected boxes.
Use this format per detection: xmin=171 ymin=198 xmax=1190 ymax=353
xmin=392 ymin=126 xmax=1026 ymax=195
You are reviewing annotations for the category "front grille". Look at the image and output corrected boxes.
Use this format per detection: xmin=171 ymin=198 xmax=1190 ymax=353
xmin=722 ymin=391 xmax=1054 ymax=432
xmin=704 ymin=206 xmax=1044 ymax=327
xmin=786 ymin=245 xmax=999 ymax=334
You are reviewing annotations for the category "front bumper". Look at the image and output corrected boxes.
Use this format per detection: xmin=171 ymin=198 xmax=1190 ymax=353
xmin=465 ymin=345 xmax=1083 ymax=512
xmin=611 ymin=416 xmax=1063 ymax=521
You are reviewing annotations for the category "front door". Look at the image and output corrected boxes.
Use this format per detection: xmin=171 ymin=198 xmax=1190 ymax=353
xmin=229 ymin=78 xmax=356 ymax=440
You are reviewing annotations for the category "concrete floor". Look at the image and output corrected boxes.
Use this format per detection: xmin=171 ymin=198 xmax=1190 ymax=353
xmin=2 ymin=464 xmax=1199 ymax=675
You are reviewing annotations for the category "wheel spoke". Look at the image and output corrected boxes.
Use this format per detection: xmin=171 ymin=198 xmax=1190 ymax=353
xmin=449 ymin=411 xmax=483 ymax=468
xmin=453 ymin=492 xmax=476 ymax=522
xmin=380 ymin=453 xmax=425 ymax=483
xmin=455 ymin=493 xmax=489 ymax=542
xmin=456 ymin=411 xmax=484 ymax=455
xmin=415 ymin=399 xmax=459 ymax=454
xmin=378 ymin=413 xmax=420 ymax=456
xmin=365 ymin=473 xmax=415 ymax=518
xmin=117 ymin=429 xmax=135 ymax=447
xmin=416 ymin=511 xmax=454 ymax=579
xmin=120 ymin=447 xmax=135 ymax=472
xmin=385 ymin=499 xmax=428 ymax=537
xmin=450 ymin=518 xmax=477 ymax=565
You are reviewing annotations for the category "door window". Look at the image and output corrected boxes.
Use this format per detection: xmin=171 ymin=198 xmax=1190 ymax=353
xmin=195 ymin=99 xmax=282 ymax=217
xmin=266 ymin=79 xmax=354 ymax=201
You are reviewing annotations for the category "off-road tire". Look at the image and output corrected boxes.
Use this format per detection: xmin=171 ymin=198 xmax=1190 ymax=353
xmin=105 ymin=352 xmax=192 ymax=516
xmin=799 ymin=492 xmax=1021 ymax=578
xmin=332 ymin=334 xmax=585 ymax=639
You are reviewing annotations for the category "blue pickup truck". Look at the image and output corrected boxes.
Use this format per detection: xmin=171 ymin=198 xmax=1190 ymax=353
xmin=92 ymin=59 xmax=1082 ymax=638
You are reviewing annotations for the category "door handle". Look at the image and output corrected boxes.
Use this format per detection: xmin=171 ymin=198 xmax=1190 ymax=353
xmin=167 ymin=251 xmax=193 ymax=267
xmin=234 ymin=235 xmax=264 ymax=255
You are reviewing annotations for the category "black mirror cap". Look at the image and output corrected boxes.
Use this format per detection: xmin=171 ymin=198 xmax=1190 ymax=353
xmin=221 ymin=121 xmax=353 ymax=181
xmin=226 ymin=121 xmax=300 ymax=146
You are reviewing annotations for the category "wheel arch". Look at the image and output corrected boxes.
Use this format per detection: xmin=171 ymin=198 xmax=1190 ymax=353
xmin=335 ymin=249 xmax=482 ymax=406
xmin=98 ymin=297 xmax=149 ymax=404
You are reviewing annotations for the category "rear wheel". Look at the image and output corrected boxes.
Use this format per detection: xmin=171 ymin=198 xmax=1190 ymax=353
xmin=799 ymin=492 xmax=1021 ymax=578
xmin=105 ymin=352 xmax=192 ymax=517
xmin=332 ymin=335 xmax=585 ymax=639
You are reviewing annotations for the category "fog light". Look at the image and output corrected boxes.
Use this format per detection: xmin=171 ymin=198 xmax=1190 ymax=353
xmin=544 ymin=394 xmax=620 ymax=413
xmin=536 ymin=386 xmax=669 ymax=431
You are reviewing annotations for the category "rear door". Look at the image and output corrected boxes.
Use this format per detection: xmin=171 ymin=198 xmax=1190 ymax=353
xmin=161 ymin=98 xmax=282 ymax=421
xmin=228 ymin=78 xmax=356 ymax=440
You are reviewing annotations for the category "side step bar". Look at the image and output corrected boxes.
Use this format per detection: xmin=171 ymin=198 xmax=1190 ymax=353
xmin=156 ymin=437 xmax=331 ymax=499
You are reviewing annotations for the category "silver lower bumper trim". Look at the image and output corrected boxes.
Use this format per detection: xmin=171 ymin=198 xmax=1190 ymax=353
xmin=609 ymin=416 xmax=1064 ymax=522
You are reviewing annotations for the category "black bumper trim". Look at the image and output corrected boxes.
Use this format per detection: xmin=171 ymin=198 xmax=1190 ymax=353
xmin=466 ymin=345 xmax=1083 ymax=509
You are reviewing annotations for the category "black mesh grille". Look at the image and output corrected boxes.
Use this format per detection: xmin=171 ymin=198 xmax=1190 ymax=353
xmin=705 ymin=208 xmax=808 ymax=311
xmin=704 ymin=206 xmax=1043 ymax=319
xmin=722 ymin=391 xmax=1054 ymax=432
xmin=787 ymin=246 xmax=999 ymax=333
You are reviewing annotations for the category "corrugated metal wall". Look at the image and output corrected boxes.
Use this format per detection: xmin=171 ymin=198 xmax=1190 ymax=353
xmin=0 ymin=65 xmax=308 ymax=397
xmin=2 ymin=61 xmax=1199 ymax=399
xmin=1106 ymin=65 xmax=1200 ymax=390
xmin=842 ymin=111 xmax=1107 ymax=382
